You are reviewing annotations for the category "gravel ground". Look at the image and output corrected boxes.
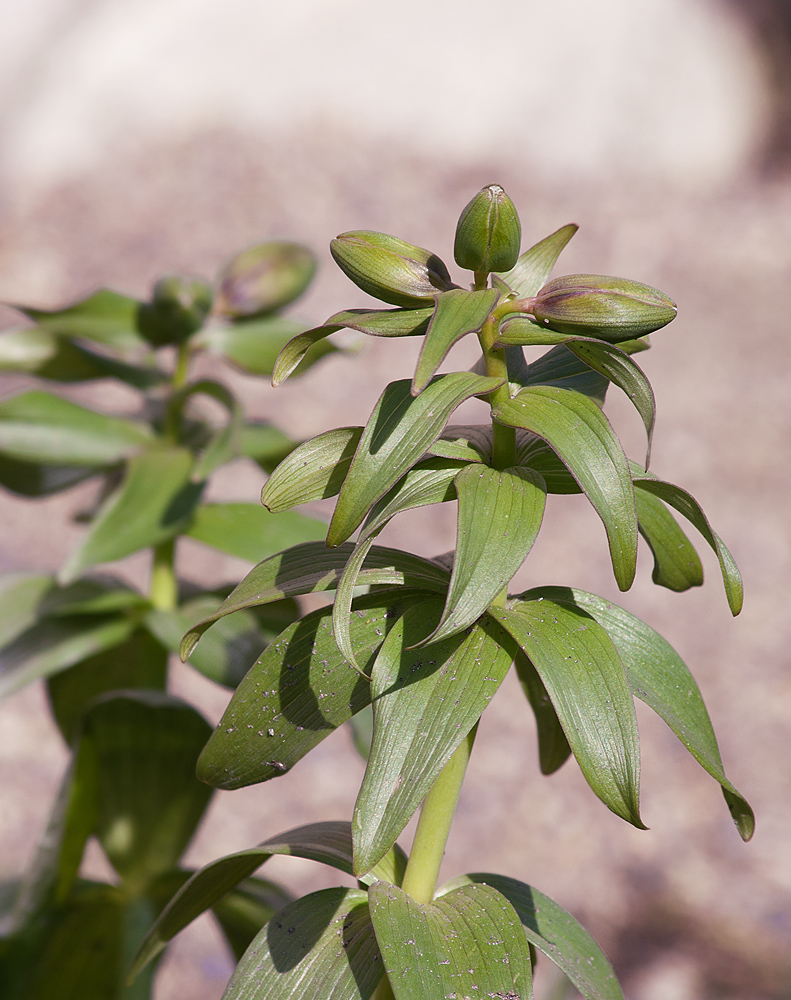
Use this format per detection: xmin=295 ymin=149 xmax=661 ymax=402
xmin=0 ymin=129 xmax=789 ymax=998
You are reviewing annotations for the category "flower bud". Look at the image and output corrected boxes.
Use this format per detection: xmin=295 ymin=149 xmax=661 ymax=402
xmin=137 ymin=275 xmax=213 ymax=347
xmin=330 ymin=231 xmax=455 ymax=308
xmin=216 ymin=241 xmax=316 ymax=318
xmin=530 ymin=274 xmax=677 ymax=343
xmin=454 ymin=184 xmax=521 ymax=273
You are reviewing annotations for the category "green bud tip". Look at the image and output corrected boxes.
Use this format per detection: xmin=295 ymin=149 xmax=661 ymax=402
xmin=454 ymin=184 xmax=522 ymax=274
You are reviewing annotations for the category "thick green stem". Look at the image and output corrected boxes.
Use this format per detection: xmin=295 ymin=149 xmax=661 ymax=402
xmin=149 ymin=538 xmax=178 ymax=611
xmin=400 ymin=723 xmax=478 ymax=904
xmin=478 ymin=314 xmax=516 ymax=471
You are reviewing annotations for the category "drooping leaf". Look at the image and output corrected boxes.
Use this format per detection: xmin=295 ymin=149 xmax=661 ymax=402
xmin=196 ymin=590 xmax=434 ymax=789
xmin=47 ymin=628 xmax=168 ymax=743
xmin=515 ymin=432 xmax=580 ymax=494
xmin=272 ymin=324 xmax=343 ymax=386
xmin=427 ymin=423 xmax=491 ymax=463
xmin=261 ymin=427 xmax=363 ymax=512
xmin=328 ymin=373 xmax=503 ymax=547
xmin=196 ymin=316 xmax=306 ymax=375
xmin=419 ymin=464 xmax=547 ymax=646
xmin=635 ymin=488 xmax=704 ymax=592
xmin=240 ymin=422 xmax=296 ymax=473
xmin=442 ymin=874 xmax=624 ymax=1000
xmin=532 ymin=586 xmax=754 ymax=841
xmin=81 ymin=691 xmax=213 ymax=892
xmin=324 ymin=306 xmax=434 ymax=338
xmin=185 ymin=502 xmax=326 ymax=562
xmin=13 ymin=288 xmax=146 ymax=353
xmin=491 ymin=600 xmax=644 ymax=827
xmin=59 ymin=447 xmax=204 ymax=583
xmin=519 ymin=344 xmax=610 ymax=404
xmin=212 ymin=877 xmax=294 ymax=962
xmin=631 ymin=468 xmax=743 ymax=615
xmin=180 ymin=542 xmax=450 ymax=660
xmin=130 ymin=823 xmax=404 ymax=980
xmin=494 ymin=224 xmax=578 ymax=297
xmin=412 ymin=288 xmax=499 ymax=394
xmin=0 ymin=614 xmax=136 ymax=699
xmin=513 ymin=650 xmax=572 ymax=774
xmin=0 ymin=391 xmax=151 ymax=466
xmin=222 ymin=889 xmax=381 ymax=1000
xmin=354 ymin=604 xmax=515 ymax=875
xmin=368 ymin=880 xmax=532 ymax=1000
xmin=495 ymin=386 xmax=638 ymax=590
xmin=0 ymin=454 xmax=98 ymax=497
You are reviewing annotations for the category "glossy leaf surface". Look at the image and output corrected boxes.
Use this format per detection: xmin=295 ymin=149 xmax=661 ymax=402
xmin=328 ymin=373 xmax=502 ymax=547
xmin=185 ymin=502 xmax=326 ymax=562
xmin=492 ymin=600 xmax=643 ymax=827
xmin=635 ymin=488 xmax=704 ymax=592
xmin=197 ymin=590 xmax=433 ymax=789
xmin=494 ymin=224 xmax=578 ymax=297
xmin=443 ymin=874 xmax=624 ymax=1000
xmin=368 ymin=881 xmax=532 ymax=1000
xmin=261 ymin=427 xmax=363 ymax=512
xmin=354 ymin=604 xmax=515 ymax=874
xmin=495 ymin=386 xmax=637 ymax=590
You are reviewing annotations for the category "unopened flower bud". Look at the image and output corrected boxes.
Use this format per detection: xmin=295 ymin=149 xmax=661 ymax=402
xmin=137 ymin=275 xmax=213 ymax=347
xmin=530 ymin=274 xmax=677 ymax=343
xmin=454 ymin=184 xmax=521 ymax=273
xmin=216 ymin=242 xmax=316 ymax=318
xmin=330 ymin=231 xmax=455 ymax=308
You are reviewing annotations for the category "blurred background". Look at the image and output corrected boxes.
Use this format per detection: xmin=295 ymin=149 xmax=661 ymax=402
xmin=0 ymin=0 xmax=789 ymax=997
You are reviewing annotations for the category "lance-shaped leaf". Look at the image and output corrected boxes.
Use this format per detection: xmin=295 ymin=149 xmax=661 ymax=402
xmin=130 ymin=822 xmax=406 ymax=979
xmin=530 ymin=586 xmax=754 ymax=840
xmin=325 ymin=306 xmax=434 ymax=338
xmin=196 ymin=316 xmax=304 ymax=375
xmin=180 ymin=542 xmax=450 ymax=660
xmin=81 ymin=691 xmax=213 ymax=892
xmin=0 ymin=573 xmax=54 ymax=648
xmin=427 ymin=423 xmax=491 ymax=463
xmin=368 ymin=881 xmax=533 ymax=1000
xmin=59 ymin=447 xmax=204 ymax=583
xmin=272 ymin=324 xmax=342 ymax=386
xmin=38 ymin=576 xmax=147 ymax=618
xmin=222 ymin=888 xmax=381 ymax=1000
xmin=0 ymin=454 xmax=98 ymax=497
xmin=12 ymin=288 xmax=146 ymax=353
xmin=495 ymin=386 xmax=638 ymax=590
xmin=494 ymin=223 xmax=579 ymax=297
xmin=497 ymin=315 xmax=583 ymax=347
xmin=211 ymin=876 xmax=294 ymax=962
xmin=417 ymin=465 xmax=547 ymax=646
xmin=328 ymin=373 xmax=503 ymax=547
xmin=635 ymin=488 xmax=704 ymax=592
xmin=354 ymin=604 xmax=515 ymax=875
xmin=0 ymin=614 xmax=136 ymax=699
xmin=261 ymin=427 xmax=363 ymax=512
xmin=491 ymin=600 xmax=644 ymax=827
xmin=519 ymin=344 xmax=610 ymax=403
xmin=516 ymin=432 xmax=580 ymax=494
xmin=0 ymin=390 xmax=151 ymax=466
xmin=197 ymin=590 xmax=434 ymax=789
xmin=513 ymin=650 xmax=571 ymax=775
xmin=631 ymin=467 xmax=743 ymax=615
xmin=442 ymin=874 xmax=624 ymax=1000
xmin=331 ymin=459 xmax=465 ymax=667
xmin=412 ymin=288 xmax=499 ymax=394
xmin=185 ymin=502 xmax=326 ymax=562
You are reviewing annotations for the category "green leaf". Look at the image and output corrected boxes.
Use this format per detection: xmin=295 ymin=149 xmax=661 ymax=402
xmin=196 ymin=590 xmax=433 ymax=789
xmin=443 ymin=873 xmax=624 ymax=1000
xmin=272 ymin=324 xmax=343 ymax=386
xmin=354 ymin=605 xmax=515 ymax=875
xmin=412 ymin=288 xmax=499 ymax=394
xmin=167 ymin=378 xmax=242 ymax=481
xmin=130 ymin=823 xmax=404 ymax=980
xmin=185 ymin=502 xmax=326 ymax=562
xmin=492 ymin=600 xmax=644 ymax=827
xmin=212 ymin=877 xmax=294 ymax=962
xmin=260 ymin=427 xmax=363 ymax=512
xmin=0 ymin=455 xmax=98 ymax=497
xmin=180 ymin=542 xmax=450 ymax=660
xmin=635 ymin=488 xmax=704 ymax=592
xmin=59 ymin=447 xmax=204 ymax=583
xmin=427 ymin=423 xmax=491 ymax=463
xmin=520 ymin=344 xmax=610 ymax=404
xmin=222 ymin=888 xmax=381 ymax=1000
xmin=0 ymin=391 xmax=152 ymax=466
xmin=631 ymin=467 xmax=743 ymax=615
xmin=495 ymin=224 xmax=579 ymax=297
xmin=13 ymin=289 xmax=146 ymax=353
xmin=240 ymin=422 xmax=296 ymax=473
xmin=420 ymin=465 xmax=547 ymax=646
xmin=81 ymin=691 xmax=213 ymax=892
xmin=328 ymin=373 xmax=503 ymax=547
xmin=533 ymin=587 xmax=754 ymax=841
xmin=196 ymin=316 xmax=306 ymax=375
xmin=46 ymin=629 xmax=168 ymax=743
xmin=36 ymin=576 xmax=147 ymax=618
xmin=497 ymin=316 xmax=583 ymax=347
xmin=368 ymin=881 xmax=532 ymax=1000
xmin=496 ymin=386 xmax=638 ymax=590
xmin=325 ymin=306 xmax=434 ymax=337
xmin=0 ymin=615 xmax=136 ymax=699
xmin=513 ymin=651 xmax=571 ymax=774
xmin=0 ymin=573 xmax=54 ymax=648
xmin=515 ymin=432 xmax=580 ymax=494
xmin=0 ymin=326 xmax=60 ymax=372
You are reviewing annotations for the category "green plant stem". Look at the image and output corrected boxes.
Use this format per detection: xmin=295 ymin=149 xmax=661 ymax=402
xmin=478 ymin=314 xmax=516 ymax=471
xmin=150 ymin=538 xmax=178 ymax=611
xmin=400 ymin=723 xmax=478 ymax=904
xmin=172 ymin=343 xmax=191 ymax=389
